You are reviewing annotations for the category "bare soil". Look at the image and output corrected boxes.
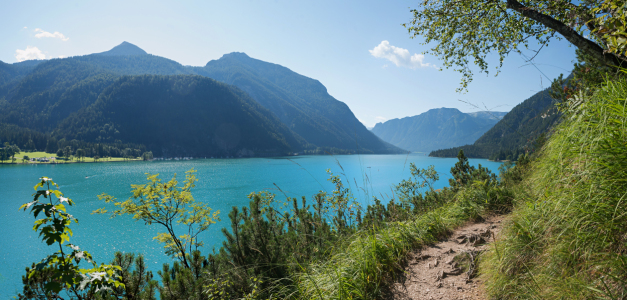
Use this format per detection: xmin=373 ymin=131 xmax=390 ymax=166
xmin=388 ymin=215 xmax=505 ymax=300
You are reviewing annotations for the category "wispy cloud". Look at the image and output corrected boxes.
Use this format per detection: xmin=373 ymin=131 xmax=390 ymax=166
xmin=15 ymin=46 xmax=46 ymax=62
xmin=369 ymin=40 xmax=433 ymax=69
xmin=34 ymin=28 xmax=69 ymax=41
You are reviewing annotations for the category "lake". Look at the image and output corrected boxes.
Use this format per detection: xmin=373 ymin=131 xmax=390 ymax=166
xmin=0 ymin=154 xmax=501 ymax=297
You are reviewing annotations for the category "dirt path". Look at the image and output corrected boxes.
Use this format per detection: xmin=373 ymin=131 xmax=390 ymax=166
xmin=389 ymin=215 xmax=505 ymax=300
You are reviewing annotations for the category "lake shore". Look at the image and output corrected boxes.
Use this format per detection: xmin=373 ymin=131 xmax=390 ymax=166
xmin=1 ymin=152 xmax=142 ymax=165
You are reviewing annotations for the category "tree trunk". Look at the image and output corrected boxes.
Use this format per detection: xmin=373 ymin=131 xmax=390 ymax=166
xmin=506 ymin=0 xmax=625 ymax=66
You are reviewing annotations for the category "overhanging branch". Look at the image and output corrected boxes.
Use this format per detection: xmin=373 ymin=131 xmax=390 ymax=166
xmin=506 ymin=0 xmax=625 ymax=66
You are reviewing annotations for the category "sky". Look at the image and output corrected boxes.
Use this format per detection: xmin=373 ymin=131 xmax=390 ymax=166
xmin=0 ymin=0 xmax=578 ymax=128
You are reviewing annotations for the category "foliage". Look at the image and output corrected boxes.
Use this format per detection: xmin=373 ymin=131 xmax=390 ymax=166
xmin=0 ymin=122 xmax=147 ymax=159
xmin=195 ymin=152 xmax=509 ymax=299
xmin=396 ymin=164 xmax=439 ymax=200
xmin=591 ymin=0 xmax=627 ymax=57
xmin=405 ymin=0 xmax=625 ymax=91
xmin=1 ymin=47 xmax=401 ymax=157
xmin=203 ymin=174 xmax=360 ymax=298
xmin=56 ymin=75 xmax=303 ymax=157
xmin=0 ymin=142 xmax=20 ymax=163
xmin=196 ymin=52 xmax=402 ymax=154
xmin=141 ymin=151 xmax=153 ymax=161
xmin=448 ymin=150 xmax=499 ymax=191
xmin=430 ymin=87 xmax=561 ymax=159
xmin=15 ymin=150 xmax=514 ymax=299
xmin=482 ymin=76 xmax=627 ymax=299
xmin=295 ymin=178 xmax=512 ymax=299
xmin=95 ymin=169 xmax=219 ymax=269
xmin=157 ymin=252 xmax=207 ymax=300
xmin=106 ymin=252 xmax=158 ymax=300
xmin=18 ymin=177 xmax=124 ymax=299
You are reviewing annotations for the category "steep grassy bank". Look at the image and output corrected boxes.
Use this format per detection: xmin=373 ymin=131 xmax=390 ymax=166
xmin=482 ymin=78 xmax=627 ymax=299
xmin=293 ymin=180 xmax=513 ymax=299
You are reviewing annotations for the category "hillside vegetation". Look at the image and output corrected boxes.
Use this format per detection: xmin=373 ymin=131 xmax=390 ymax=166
xmin=56 ymin=75 xmax=305 ymax=157
xmin=430 ymin=88 xmax=561 ymax=160
xmin=194 ymin=52 xmax=399 ymax=154
xmin=481 ymin=77 xmax=627 ymax=299
xmin=0 ymin=42 xmax=400 ymax=157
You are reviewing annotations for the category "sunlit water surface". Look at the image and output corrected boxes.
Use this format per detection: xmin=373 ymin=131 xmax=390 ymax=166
xmin=0 ymin=154 xmax=501 ymax=297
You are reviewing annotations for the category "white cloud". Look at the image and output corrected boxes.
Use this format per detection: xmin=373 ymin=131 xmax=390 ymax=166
xmin=58 ymin=55 xmax=67 ymax=59
xmin=23 ymin=26 xmax=27 ymax=29
xmin=369 ymin=40 xmax=433 ymax=69
xmin=34 ymin=28 xmax=69 ymax=41
xmin=15 ymin=46 xmax=46 ymax=62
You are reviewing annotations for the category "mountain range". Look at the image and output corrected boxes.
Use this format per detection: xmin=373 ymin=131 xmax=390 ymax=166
xmin=429 ymin=87 xmax=561 ymax=160
xmin=371 ymin=108 xmax=506 ymax=153
xmin=0 ymin=42 xmax=401 ymax=157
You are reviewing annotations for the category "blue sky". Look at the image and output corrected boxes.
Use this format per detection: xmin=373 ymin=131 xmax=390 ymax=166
xmin=1 ymin=0 xmax=577 ymax=127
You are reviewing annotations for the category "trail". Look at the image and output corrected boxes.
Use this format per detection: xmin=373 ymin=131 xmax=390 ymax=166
xmin=389 ymin=215 xmax=505 ymax=300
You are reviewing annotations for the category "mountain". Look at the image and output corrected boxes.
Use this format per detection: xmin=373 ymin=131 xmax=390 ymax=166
xmin=371 ymin=108 xmax=505 ymax=153
xmin=466 ymin=111 xmax=507 ymax=120
xmin=96 ymin=41 xmax=148 ymax=56
xmin=0 ymin=59 xmax=118 ymax=130
xmin=429 ymin=88 xmax=561 ymax=159
xmin=0 ymin=42 xmax=401 ymax=156
xmin=0 ymin=60 xmax=43 ymax=98
xmin=56 ymin=75 xmax=305 ymax=157
xmin=192 ymin=52 xmax=400 ymax=154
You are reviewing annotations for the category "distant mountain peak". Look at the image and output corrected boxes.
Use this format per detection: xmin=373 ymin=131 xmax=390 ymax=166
xmin=97 ymin=42 xmax=148 ymax=56
xmin=371 ymin=107 xmax=504 ymax=153
xmin=207 ymin=52 xmax=250 ymax=66
xmin=221 ymin=52 xmax=250 ymax=58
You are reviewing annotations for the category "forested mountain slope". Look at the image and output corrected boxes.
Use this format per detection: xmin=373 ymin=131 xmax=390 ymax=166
xmin=56 ymin=75 xmax=305 ymax=157
xmin=430 ymin=88 xmax=561 ymax=159
xmin=0 ymin=59 xmax=118 ymax=130
xmin=371 ymin=108 xmax=505 ymax=153
xmin=0 ymin=42 xmax=400 ymax=155
xmin=0 ymin=60 xmax=43 ymax=98
xmin=193 ymin=52 xmax=401 ymax=154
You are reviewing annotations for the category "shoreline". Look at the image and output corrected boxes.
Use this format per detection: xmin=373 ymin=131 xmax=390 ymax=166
xmin=0 ymin=152 xmax=416 ymax=166
xmin=0 ymin=158 xmax=143 ymax=165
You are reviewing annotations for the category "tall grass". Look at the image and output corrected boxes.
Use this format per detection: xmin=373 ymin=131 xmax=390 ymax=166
xmin=482 ymin=78 xmax=627 ymax=299
xmin=294 ymin=180 xmax=512 ymax=299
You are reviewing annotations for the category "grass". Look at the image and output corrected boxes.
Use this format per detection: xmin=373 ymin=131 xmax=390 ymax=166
xmin=481 ymin=78 xmax=627 ymax=299
xmin=1 ymin=151 xmax=140 ymax=164
xmin=292 ymin=181 xmax=512 ymax=299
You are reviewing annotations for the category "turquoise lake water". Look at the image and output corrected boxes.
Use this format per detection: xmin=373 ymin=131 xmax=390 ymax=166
xmin=0 ymin=154 xmax=501 ymax=297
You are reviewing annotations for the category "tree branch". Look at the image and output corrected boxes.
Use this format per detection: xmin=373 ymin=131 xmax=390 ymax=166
xmin=506 ymin=0 xmax=625 ymax=66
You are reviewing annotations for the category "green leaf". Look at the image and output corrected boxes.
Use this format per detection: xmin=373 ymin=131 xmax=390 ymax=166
xmin=44 ymin=281 xmax=63 ymax=293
